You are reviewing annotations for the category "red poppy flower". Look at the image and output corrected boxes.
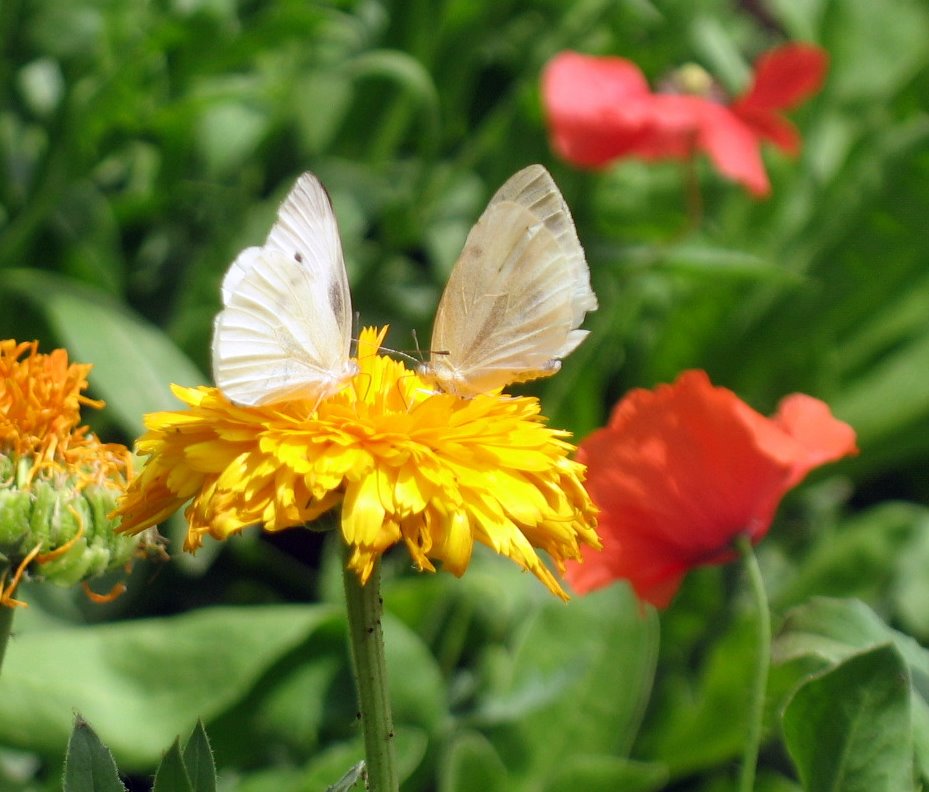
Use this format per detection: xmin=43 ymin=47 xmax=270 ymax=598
xmin=566 ymin=371 xmax=857 ymax=607
xmin=541 ymin=43 xmax=828 ymax=197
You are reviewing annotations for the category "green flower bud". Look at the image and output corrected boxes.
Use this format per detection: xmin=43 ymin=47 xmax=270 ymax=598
xmin=0 ymin=454 xmax=141 ymax=590
xmin=0 ymin=339 xmax=152 ymax=606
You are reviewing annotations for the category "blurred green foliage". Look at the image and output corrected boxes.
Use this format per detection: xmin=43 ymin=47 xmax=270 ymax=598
xmin=1 ymin=0 xmax=928 ymax=789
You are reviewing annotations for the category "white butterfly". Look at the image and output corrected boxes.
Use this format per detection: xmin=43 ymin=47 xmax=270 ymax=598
xmin=421 ymin=164 xmax=597 ymax=395
xmin=211 ymin=173 xmax=357 ymax=406
xmin=212 ymin=165 xmax=596 ymax=406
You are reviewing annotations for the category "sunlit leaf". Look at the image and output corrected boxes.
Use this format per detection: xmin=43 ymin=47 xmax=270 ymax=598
xmin=5 ymin=269 xmax=205 ymax=437
xmin=0 ymin=605 xmax=340 ymax=770
xmin=783 ymin=645 xmax=913 ymax=792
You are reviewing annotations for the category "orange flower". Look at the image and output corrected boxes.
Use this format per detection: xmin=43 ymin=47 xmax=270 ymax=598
xmin=566 ymin=371 xmax=857 ymax=607
xmin=0 ymin=340 xmax=140 ymax=606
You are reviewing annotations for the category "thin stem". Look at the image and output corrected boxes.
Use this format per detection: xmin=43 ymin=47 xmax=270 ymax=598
xmin=0 ymin=604 xmax=14 ymax=675
xmin=680 ymin=151 xmax=704 ymax=233
xmin=735 ymin=534 xmax=771 ymax=792
xmin=342 ymin=544 xmax=398 ymax=792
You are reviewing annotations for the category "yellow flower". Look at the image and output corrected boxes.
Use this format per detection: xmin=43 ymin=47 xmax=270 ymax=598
xmin=0 ymin=340 xmax=141 ymax=606
xmin=116 ymin=328 xmax=599 ymax=598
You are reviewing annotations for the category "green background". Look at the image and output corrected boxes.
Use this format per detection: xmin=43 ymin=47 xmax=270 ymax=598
xmin=1 ymin=0 xmax=928 ymax=789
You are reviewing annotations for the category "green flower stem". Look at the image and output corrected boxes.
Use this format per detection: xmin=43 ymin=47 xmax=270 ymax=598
xmin=735 ymin=534 xmax=771 ymax=792
xmin=342 ymin=545 xmax=398 ymax=792
xmin=0 ymin=603 xmax=14 ymax=675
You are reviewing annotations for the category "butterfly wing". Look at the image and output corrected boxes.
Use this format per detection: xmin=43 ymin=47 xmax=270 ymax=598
xmin=212 ymin=173 xmax=357 ymax=406
xmin=426 ymin=164 xmax=597 ymax=395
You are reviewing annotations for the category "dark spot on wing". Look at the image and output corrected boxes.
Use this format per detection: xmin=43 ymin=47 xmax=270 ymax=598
xmin=294 ymin=252 xmax=304 ymax=263
xmin=468 ymin=294 xmax=508 ymax=352
xmin=329 ymin=280 xmax=344 ymax=318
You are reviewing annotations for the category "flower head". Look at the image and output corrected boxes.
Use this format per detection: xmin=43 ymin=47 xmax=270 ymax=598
xmin=542 ymin=43 xmax=828 ymax=196
xmin=115 ymin=328 xmax=599 ymax=599
xmin=0 ymin=340 xmax=141 ymax=606
xmin=565 ymin=370 xmax=856 ymax=607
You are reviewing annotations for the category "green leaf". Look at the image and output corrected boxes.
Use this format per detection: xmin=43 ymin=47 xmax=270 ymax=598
xmin=197 ymin=101 xmax=270 ymax=177
xmin=824 ymin=0 xmax=929 ymax=102
xmin=546 ymin=755 xmax=668 ymax=792
xmin=0 ymin=604 xmax=340 ymax=770
xmin=636 ymin=610 xmax=764 ymax=777
xmin=774 ymin=597 xmax=929 ymax=679
xmin=294 ymin=70 xmax=354 ymax=155
xmin=62 ymin=715 xmax=127 ymax=792
xmin=775 ymin=598 xmax=929 ymax=787
xmin=181 ymin=721 xmax=216 ymax=792
xmin=782 ymin=644 xmax=914 ymax=791
xmin=774 ymin=502 xmax=929 ymax=609
xmin=440 ymin=731 xmax=508 ymax=792
xmin=4 ymin=269 xmax=205 ymax=437
xmin=382 ymin=613 xmax=447 ymax=735
xmin=152 ymin=739 xmax=193 ymax=792
xmin=478 ymin=584 xmax=659 ymax=790
xmin=831 ymin=332 xmax=929 ymax=470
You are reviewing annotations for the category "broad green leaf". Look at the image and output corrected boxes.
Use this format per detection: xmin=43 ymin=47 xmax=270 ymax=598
xmin=382 ymin=613 xmax=447 ymax=734
xmin=182 ymin=721 xmax=216 ymax=792
xmin=0 ymin=604 xmax=340 ymax=770
xmin=440 ymin=731 xmax=508 ymax=792
xmin=824 ymin=0 xmax=929 ymax=102
xmin=893 ymin=522 xmax=929 ymax=640
xmin=197 ymin=101 xmax=270 ymax=177
xmin=659 ymin=245 xmax=801 ymax=282
xmin=635 ymin=611 xmax=763 ymax=777
xmin=774 ymin=597 xmax=929 ymax=680
xmin=4 ymin=269 xmax=205 ymax=437
xmin=62 ymin=715 xmax=127 ymax=792
xmin=152 ymin=739 xmax=193 ymax=792
xmin=831 ymin=332 xmax=929 ymax=468
xmin=546 ymin=755 xmax=668 ymax=792
xmin=200 ymin=607 xmax=433 ymax=785
xmin=478 ymin=584 xmax=659 ymax=790
xmin=775 ymin=597 xmax=929 ymax=787
xmin=782 ymin=644 xmax=914 ymax=792
xmin=294 ymin=70 xmax=354 ymax=155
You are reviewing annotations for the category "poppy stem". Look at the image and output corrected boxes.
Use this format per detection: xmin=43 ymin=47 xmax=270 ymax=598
xmin=0 ymin=603 xmax=14 ymax=675
xmin=342 ymin=545 xmax=398 ymax=792
xmin=682 ymin=153 xmax=704 ymax=230
xmin=735 ymin=534 xmax=771 ymax=792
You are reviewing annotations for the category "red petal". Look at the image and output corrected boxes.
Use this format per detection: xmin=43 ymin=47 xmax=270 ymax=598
xmin=565 ymin=371 xmax=857 ymax=607
xmin=696 ymin=103 xmax=771 ymax=196
xmin=736 ymin=43 xmax=829 ymax=113
xmin=772 ymin=394 xmax=858 ymax=487
xmin=542 ymin=52 xmax=655 ymax=167
xmin=633 ymin=94 xmax=706 ymax=158
xmin=733 ymin=108 xmax=801 ymax=153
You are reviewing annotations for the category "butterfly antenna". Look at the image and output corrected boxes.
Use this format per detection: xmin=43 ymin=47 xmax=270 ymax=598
xmin=379 ymin=344 xmax=423 ymax=368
